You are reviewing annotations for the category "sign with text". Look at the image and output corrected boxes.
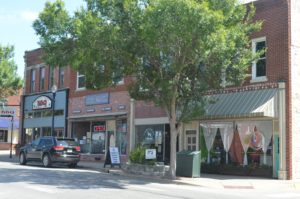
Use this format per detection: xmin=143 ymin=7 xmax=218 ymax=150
xmin=85 ymin=92 xmax=109 ymax=105
xmin=0 ymin=107 xmax=16 ymax=117
xmin=145 ymin=149 xmax=156 ymax=159
xmin=109 ymin=147 xmax=120 ymax=164
xmin=33 ymin=96 xmax=52 ymax=110
xmin=94 ymin=125 xmax=106 ymax=132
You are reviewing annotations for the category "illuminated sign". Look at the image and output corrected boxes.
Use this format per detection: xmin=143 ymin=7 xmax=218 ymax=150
xmin=94 ymin=125 xmax=106 ymax=132
xmin=33 ymin=96 xmax=52 ymax=110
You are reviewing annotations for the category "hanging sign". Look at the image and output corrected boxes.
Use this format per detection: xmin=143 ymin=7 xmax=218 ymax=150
xmin=33 ymin=96 xmax=52 ymax=110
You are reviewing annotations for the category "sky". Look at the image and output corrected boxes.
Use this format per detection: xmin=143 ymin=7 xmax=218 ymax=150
xmin=0 ymin=0 xmax=256 ymax=78
xmin=0 ymin=0 xmax=84 ymax=78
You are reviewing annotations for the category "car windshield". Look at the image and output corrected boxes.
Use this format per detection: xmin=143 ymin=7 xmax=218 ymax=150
xmin=56 ymin=139 xmax=78 ymax=147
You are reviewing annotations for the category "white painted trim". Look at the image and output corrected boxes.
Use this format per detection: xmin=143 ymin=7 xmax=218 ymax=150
xmin=134 ymin=117 xmax=169 ymax=125
xmin=251 ymin=36 xmax=267 ymax=82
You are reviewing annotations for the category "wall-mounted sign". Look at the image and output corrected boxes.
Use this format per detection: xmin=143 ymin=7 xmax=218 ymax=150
xmin=94 ymin=125 xmax=106 ymax=132
xmin=86 ymin=108 xmax=95 ymax=113
xmin=0 ymin=107 xmax=16 ymax=117
xmin=118 ymin=105 xmax=126 ymax=110
xmin=72 ymin=109 xmax=81 ymax=114
xmin=85 ymin=92 xmax=109 ymax=106
xmin=101 ymin=107 xmax=112 ymax=111
xmin=32 ymin=96 xmax=52 ymax=110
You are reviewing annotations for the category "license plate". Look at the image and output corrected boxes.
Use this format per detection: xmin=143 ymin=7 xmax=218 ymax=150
xmin=67 ymin=149 xmax=73 ymax=153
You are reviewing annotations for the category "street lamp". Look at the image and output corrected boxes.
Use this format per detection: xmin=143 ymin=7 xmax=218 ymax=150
xmin=51 ymin=85 xmax=57 ymax=136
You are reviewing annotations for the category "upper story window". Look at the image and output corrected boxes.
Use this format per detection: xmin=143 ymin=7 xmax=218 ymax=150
xmin=59 ymin=67 xmax=65 ymax=88
xmin=251 ymin=37 xmax=267 ymax=83
xmin=39 ymin=67 xmax=45 ymax=91
xmin=48 ymin=67 xmax=54 ymax=90
xmin=30 ymin=69 xmax=35 ymax=93
xmin=77 ymin=72 xmax=86 ymax=90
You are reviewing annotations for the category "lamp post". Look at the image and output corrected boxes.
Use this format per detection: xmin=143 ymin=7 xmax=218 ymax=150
xmin=51 ymin=85 xmax=57 ymax=136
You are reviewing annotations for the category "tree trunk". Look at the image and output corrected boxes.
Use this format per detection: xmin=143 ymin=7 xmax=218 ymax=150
xmin=168 ymin=95 xmax=178 ymax=180
xmin=169 ymin=117 xmax=177 ymax=180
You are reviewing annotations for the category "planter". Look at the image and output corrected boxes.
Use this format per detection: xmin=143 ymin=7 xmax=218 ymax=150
xmin=123 ymin=163 xmax=170 ymax=178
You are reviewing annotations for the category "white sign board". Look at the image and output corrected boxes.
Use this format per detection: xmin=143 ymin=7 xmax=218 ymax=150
xmin=145 ymin=149 xmax=156 ymax=159
xmin=33 ymin=96 xmax=52 ymax=110
xmin=109 ymin=147 xmax=120 ymax=164
xmin=0 ymin=107 xmax=16 ymax=117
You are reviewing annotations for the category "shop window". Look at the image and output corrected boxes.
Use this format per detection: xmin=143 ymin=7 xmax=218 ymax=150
xmin=251 ymin=37 xmax=267 ymax=82
xmin=116 ymin=120 xmax=127 ymax=155
xmin=186 ymin=130 xmax=197 ymax=151
xmin=91 ymin=122 xmax=106 ymax=154
xmin=0 ymin=130 xmax=8 ymax=142
xmin=54 ymin=110 xmax=64 ymax=116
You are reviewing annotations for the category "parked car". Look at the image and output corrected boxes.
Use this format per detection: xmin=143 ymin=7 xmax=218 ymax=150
xmin=19 ymin=136 xmax=81 ymax=168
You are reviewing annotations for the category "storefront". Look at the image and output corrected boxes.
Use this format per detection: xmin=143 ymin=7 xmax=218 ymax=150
xmin=0 ymin=107 xmax=19 ymax=150
xmin=22 ymin=89 xmax=69 ymax=142
xmin=182 ymin=83 xmax=284 ymax=178
xmin=68 ymin=91 xmax=131 ymax=162
xmin=135 ymin=123 xmax=171 ymax=163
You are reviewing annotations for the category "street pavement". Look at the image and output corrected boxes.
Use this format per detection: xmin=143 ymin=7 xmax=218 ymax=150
xmin=1 ymin=150 xmax=300 ymax=191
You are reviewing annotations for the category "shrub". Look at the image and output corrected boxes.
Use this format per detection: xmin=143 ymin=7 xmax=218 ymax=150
xmin=129 ymin=146 xmax=145 ymax=164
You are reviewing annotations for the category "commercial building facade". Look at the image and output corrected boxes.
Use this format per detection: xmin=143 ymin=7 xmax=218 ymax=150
xmin=21 ymin=0 xmax=300 ymax=180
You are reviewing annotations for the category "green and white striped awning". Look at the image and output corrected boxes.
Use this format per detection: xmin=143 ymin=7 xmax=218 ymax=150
xmin=202 ymin=88 xmax=278 ymax=119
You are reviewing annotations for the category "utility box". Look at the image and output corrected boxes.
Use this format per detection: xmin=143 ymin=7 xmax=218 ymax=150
xmin=176 ymin=151 xmax=201 ymax=178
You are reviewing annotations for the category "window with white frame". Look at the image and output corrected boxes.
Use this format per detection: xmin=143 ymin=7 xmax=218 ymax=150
xmin=186 ymin=130 xmax=197 ymax=151
xmin=77 ymin=72 xmax=86 ymax=90
xmin=251 ymin=37 xmax=267 ymax=82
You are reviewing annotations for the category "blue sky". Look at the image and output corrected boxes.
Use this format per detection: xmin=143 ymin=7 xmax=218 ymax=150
xmin=0 ymin=0 xmax=84 ymax=78
xmin=0 ymin=0 xmax=255 ymax=78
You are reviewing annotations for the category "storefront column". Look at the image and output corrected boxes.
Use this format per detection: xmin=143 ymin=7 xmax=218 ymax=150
xmin=278 ymin=82 xmax=287 ymax=180
xmin=129 ymin=98 xmax=135 ymax=151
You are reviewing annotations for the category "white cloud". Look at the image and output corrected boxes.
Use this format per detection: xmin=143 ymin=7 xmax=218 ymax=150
xmin=20 ymin=11 xmax=39 ymax=22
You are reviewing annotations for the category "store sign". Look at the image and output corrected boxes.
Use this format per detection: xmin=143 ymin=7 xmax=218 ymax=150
xmin=94 ymin=125 xmax=106 ymax=132
xmin=85 ymin=92 xmax=109 ymax=105
xmin=109 ymin=147 xmax=120 ymax=164
xmin=145 ymin=149 xmax=156 ymax=159
xmin=33 ymin=96 xmax=52 ymax=110
xmin=0 ymin=107 xmax=16 ymax=117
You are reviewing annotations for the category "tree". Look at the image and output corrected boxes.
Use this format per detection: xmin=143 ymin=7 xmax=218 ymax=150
xmin=0 ymin=45 xmax=22 ymax=102
xmin=33 ymin=0 xmax=261 ymax=179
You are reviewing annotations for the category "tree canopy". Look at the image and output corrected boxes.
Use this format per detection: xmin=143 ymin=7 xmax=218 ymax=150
xmin=0 ymin=45 xmax=22 ymax=101
xmin=33 ymin=0 xmax=261 ymax=179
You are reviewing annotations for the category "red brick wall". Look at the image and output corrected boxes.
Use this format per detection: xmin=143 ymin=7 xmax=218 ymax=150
xmin=251 ymin=0 xmax=291 ymax=179
xmin=135 ymin=101 xmax=167 ymax=119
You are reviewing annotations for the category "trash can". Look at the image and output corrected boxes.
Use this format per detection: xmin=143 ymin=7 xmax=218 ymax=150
xmin=176 ymin=150 xmax=201 ymax=177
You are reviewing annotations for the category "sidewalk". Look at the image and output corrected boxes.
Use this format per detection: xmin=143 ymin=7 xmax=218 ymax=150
xmin=2 ymin=150 xmax=300 ymax=190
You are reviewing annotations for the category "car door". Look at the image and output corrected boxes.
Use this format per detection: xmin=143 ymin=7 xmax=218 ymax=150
xmin=26 ymin=138 xmax=40 ymax=159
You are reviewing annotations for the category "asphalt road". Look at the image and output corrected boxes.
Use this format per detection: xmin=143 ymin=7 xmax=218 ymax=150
xmin=1 ymin=160 xmax=300 ymax=199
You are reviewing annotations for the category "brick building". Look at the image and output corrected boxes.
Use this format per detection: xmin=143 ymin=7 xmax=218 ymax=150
xmin=21 ymin=0 xmax=300 ymax=180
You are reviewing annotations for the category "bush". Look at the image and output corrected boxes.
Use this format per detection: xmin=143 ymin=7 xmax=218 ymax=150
xmin=129 ymin=146 xmax=146 ymax=164
xmin=129 ymin=146 xmax=157 ymax=165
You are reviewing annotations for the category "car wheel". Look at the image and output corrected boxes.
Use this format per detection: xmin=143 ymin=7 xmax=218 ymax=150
xmin=19 ymin=152 xmax=27 ymax=165
xmin=68 ymin=163 xmax=77 ymax=168
xmin=42 ymin=154 xmax=52 ymax=167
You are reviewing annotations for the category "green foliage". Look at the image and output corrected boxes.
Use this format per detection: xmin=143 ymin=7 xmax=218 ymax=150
xmin=0 ymin=45 xmax=22 ymax=100
xmin=129 ymin=145 xmax=146 ymax=164
xmin=129 ymin=145 xmax=156 ymax=165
